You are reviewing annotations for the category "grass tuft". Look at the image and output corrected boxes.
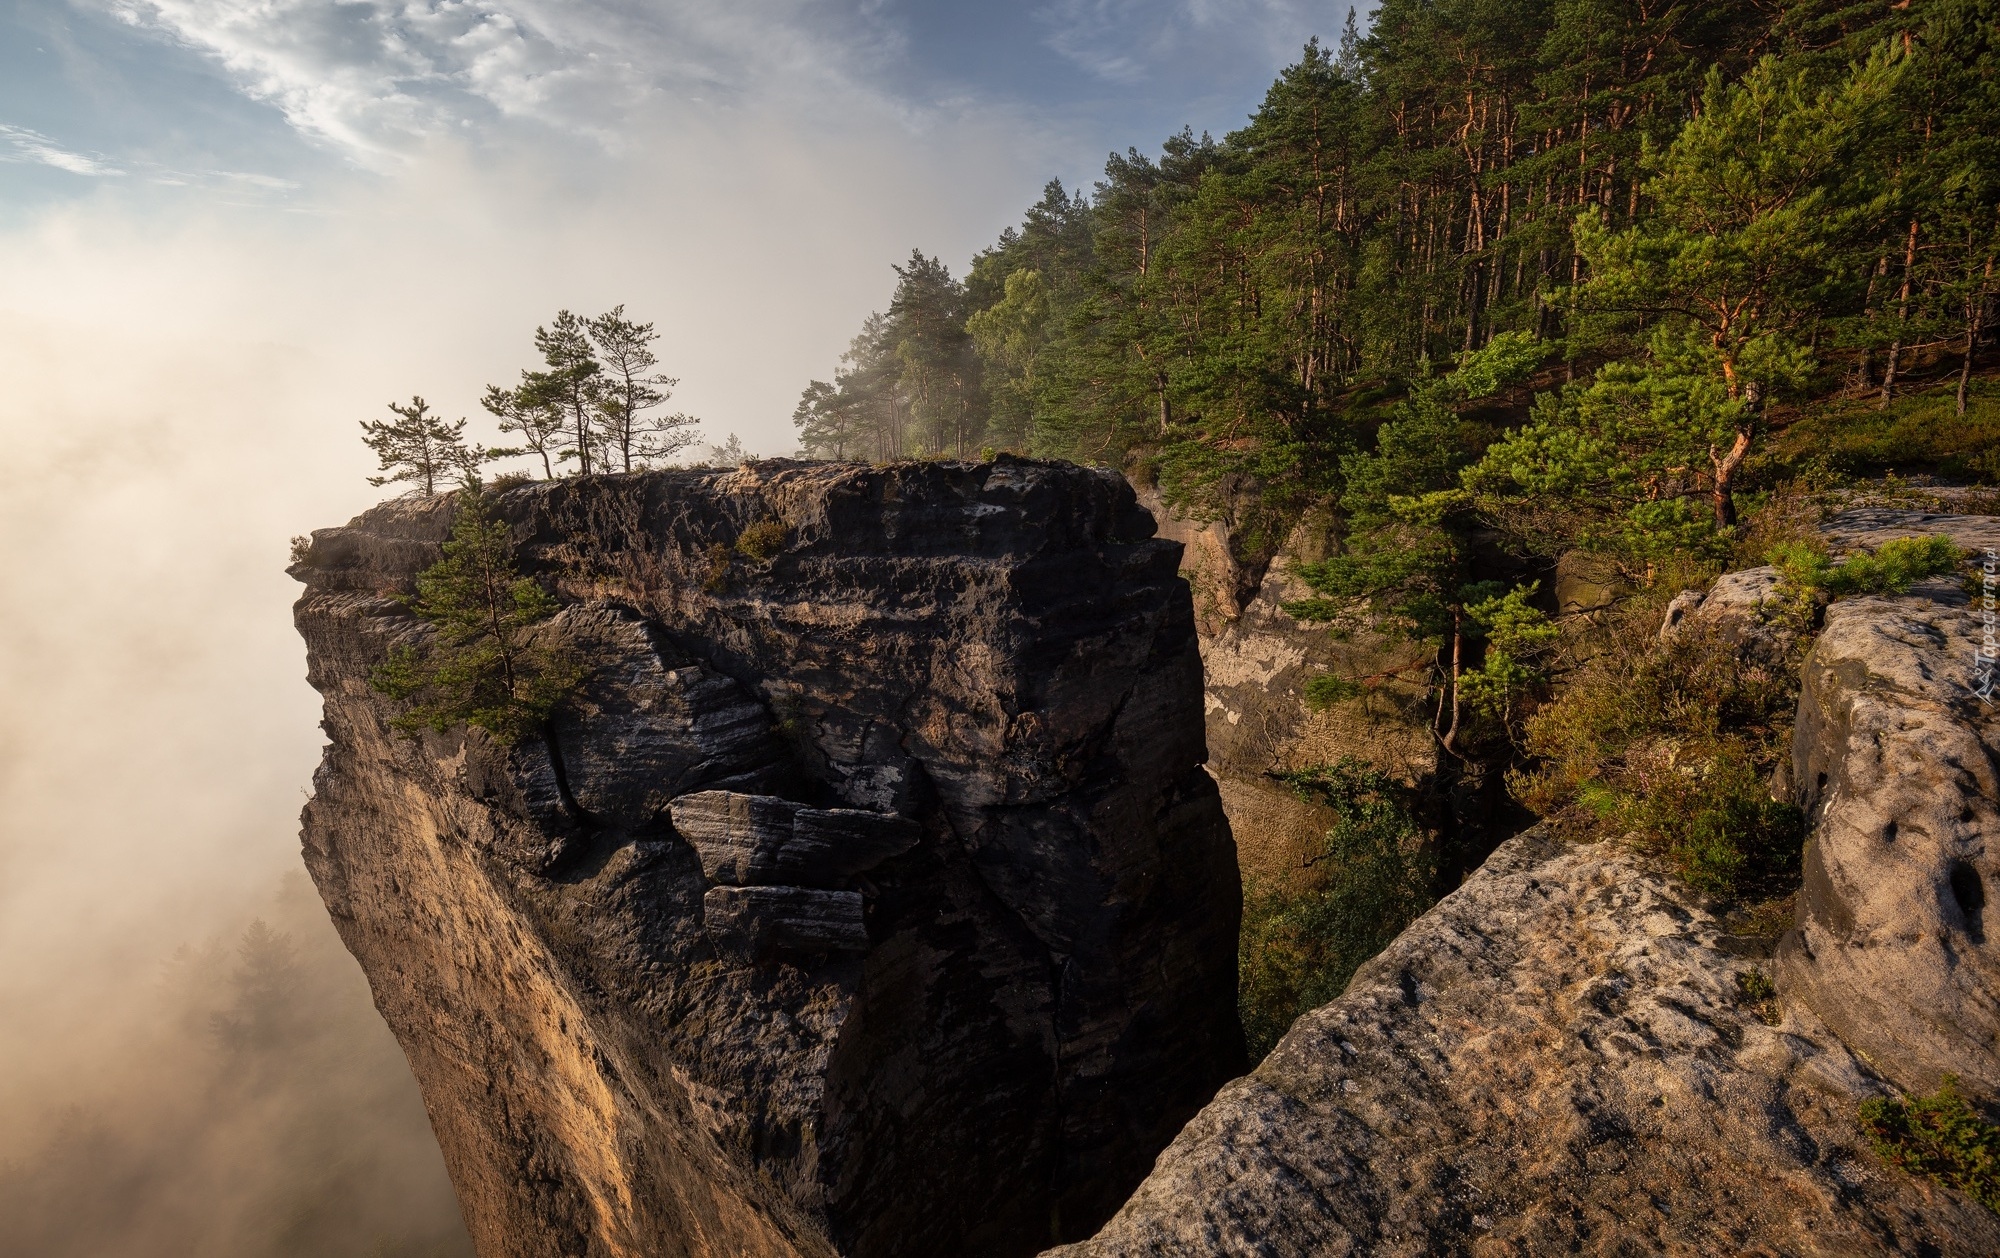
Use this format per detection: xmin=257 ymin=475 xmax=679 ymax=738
xmin=1861 ymin=1076 xmax=2000 ymax=1212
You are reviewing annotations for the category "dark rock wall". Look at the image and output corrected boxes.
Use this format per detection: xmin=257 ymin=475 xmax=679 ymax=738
xmin=293 ymin=459 xmax=1244 ymax=1258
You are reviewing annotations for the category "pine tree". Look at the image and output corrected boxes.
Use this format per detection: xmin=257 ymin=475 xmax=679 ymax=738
xmin=370 ymin=494 xmax=582 ymax=745
xmin=481 ymin=384 xmax=565 ymax=479
xmin=1567 ymin=52 xmax=1900 ymax=525
xmin=516 ymin=311 xmax=605 ymax=475
xmin=587 ymin=306 xmax=700 ymax=471
xmin=359 ymin=396 xmax=493 ymax=496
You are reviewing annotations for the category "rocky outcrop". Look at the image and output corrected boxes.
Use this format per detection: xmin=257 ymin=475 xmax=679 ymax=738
xmin=1779 ymin=512 xmax=2000 ymax=1101
xmin=1054 ymin=507 xmax=2000 ymax=1254
xmin=1135 ymin=493 xmax=1437 ymax=879
xmin=292 ymin=459 xmax=1243 ymax=1258
xmin=1051 ymin=826 xmax=2000 ymax=1256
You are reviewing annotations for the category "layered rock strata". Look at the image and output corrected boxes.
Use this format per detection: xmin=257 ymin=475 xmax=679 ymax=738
xmin=292 ymin=459 xmax=1244 ymax=1258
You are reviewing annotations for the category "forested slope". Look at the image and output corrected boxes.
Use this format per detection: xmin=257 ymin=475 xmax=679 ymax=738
xmin=797 ymin=0 xmax=2000 ymax=1063
xmin=799 ymin=0 xmax=1998 ymax=530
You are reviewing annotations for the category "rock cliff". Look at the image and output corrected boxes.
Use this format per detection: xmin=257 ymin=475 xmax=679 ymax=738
xmin=1137 ymin=490 xmax=1437 ymax=879
xmin=1053 ymin=508 xmax=2000 ymax=1255
xmin=291 ymin=460 xmax=1244 ymax=1258
xmin=1050 ymin=827 xmax=2000 ymax=1256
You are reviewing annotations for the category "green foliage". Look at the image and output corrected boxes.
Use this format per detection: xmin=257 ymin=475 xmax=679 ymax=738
xmin=1618 ymin=742 xmax=1806 ymax=895
xmin=1457 ymin=582 xmax=1560 ymax=722
xmin=1861 ymin=1076 xmax=2000 ymax=1212
xmin=1771 ymin=535 xmax=1965 ymax=607
xmin=360 ymin=396 xmax=496 ymax=497
xmin=1513 ymin=603 xmax=1804 ymax=896
xmin=483 ymin=307 xmax=699 ymax=478
xmin=369 ymin=495 xmax=581 ymax=745
xmin=1770 ymin=383 xmax=2000 ymax=484
xmin=794 ymin=251 xmax=987 ymax=460
xmin=1302 ymin=673 xmax=1362 ymax=710
xmin=1736 ymin=968 xmax=1781 ymax=1024
xmin=1238 ymin=759 xmax=1436 ymax=1061
xmin=735 ymin=518 xmax=789 ymax=563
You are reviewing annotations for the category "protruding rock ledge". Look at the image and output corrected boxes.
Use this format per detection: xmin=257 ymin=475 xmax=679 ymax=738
xmin=669 ymin=790 xmax=919 ymax=888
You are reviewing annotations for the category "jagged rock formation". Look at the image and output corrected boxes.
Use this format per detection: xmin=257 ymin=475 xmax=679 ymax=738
xmin=1054 ymin=508 xmax=2000 ymax=1255
xmin=291 ymin=460 xmax=1244 ymax=1258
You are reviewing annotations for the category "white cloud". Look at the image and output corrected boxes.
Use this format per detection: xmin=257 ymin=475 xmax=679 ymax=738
xmin=90 ymin=0 xmax=913 ymax=166
xmin=0 ymin=124 xmax=125 ymax=175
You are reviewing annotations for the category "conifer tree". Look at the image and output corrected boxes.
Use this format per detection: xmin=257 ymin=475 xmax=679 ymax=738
xmin=516 ymin=311 xmax=605 ymax=475
xmin=481 ymin=384 xmax=565 ymax=479
xmin=370 ymin=494 xmax=582 ymax=745
xmin=1566 ymin=52 xmax=1900 ymax=526
xmin=360 ymin=396 xmax=494 ymax=496
xmin=587 ymin=306 xmax=700 ymax=471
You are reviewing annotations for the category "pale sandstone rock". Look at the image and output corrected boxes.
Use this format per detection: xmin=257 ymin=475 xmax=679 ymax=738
xmin=1779 ymin=577 xmax=2000 ymax=1099
xmin=1049 ymin=830 xmax=2000 ymax=1257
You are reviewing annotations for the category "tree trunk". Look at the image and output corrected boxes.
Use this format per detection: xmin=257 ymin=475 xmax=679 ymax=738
xmin=1439 ymin=612 xmax=1465 ymax=756
xmin=1711 ymin=380 xmax=1758 ymax=529
xmin=1882 ymin=218 xmax=1920 ymax=410
xmin=1960 ymin=255 xmax=1992 ymax=416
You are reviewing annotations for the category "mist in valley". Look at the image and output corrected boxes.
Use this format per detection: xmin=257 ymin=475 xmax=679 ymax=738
xmin=0 ymin=3 xmax=1338 ymax=1252
xmin=0 ymin=874 xmax=471 ymax=1258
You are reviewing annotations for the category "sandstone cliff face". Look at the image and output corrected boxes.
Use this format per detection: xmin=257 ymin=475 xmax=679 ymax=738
xmin=1137 ymin=491 xmax=1437 ymax=879
xmin=292 ymin=460 xmax=1244 ymax=1258
xmin=1053 ymin=507 xmax=2000 ymax=1255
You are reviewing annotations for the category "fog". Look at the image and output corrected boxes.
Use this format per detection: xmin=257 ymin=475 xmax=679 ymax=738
xmin=0 ymin=1 xmax=1347 ymax=1251
xmin=0 ymin=121 xmax=1045 ymax=1255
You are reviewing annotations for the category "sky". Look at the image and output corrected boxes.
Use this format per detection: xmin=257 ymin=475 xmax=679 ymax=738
xmin=0 ymin=0 xmax=1364 ymax=1184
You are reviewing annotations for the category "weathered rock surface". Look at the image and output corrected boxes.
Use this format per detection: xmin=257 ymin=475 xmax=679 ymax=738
xmin=1050 ymin=829 xmax=2000 ymax=1257
xmin=1165 ymin=504 xmax=1437 ymax=879
xmin=667 ymin=792 xmax=918 ymax=889
xmin=293 ymin=459 xmax=1243 ymax=1258
xmin=1779 ymin=515 xmax=2000 ymax=1101
xmin=1054 ymin=507 xmax=2000 ymax=1255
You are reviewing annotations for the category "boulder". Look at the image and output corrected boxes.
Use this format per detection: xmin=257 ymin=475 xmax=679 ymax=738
xmin=1048 ymin=829 xmax=2000 ymax=1256
xmin=1778 ymin=573 xmax=2000 ymax=1100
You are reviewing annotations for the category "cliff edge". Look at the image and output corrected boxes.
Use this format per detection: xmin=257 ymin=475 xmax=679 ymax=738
xmin=291 ymin=459 xmax=1244 ymax=1258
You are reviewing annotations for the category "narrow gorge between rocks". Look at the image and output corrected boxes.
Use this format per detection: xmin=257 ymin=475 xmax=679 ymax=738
xmin=293 ymin=461 xmax=2000 ymax=1257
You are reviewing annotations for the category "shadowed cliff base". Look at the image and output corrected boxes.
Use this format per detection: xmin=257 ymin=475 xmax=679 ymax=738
xmin=291 ymin=458 xmax=1245 ymax=1257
